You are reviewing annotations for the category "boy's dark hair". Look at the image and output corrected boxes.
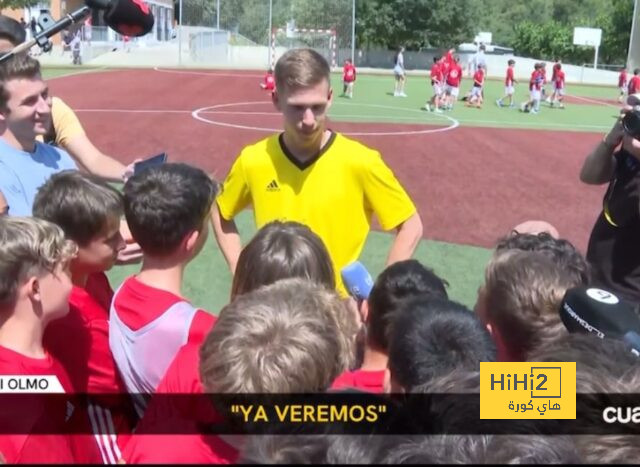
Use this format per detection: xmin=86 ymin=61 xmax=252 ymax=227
xmin=508 ymin=59 xmax=515 ymax=66
xmin=367 ymin=259 xmax=448 ymax=351
xmin=634 ymin=68 xmax=640 ymax=75
xmin=383 ymin=435 xmax=580 ymax=464
xmin=433 ymin=56 xmax=440 ymax=63
xmin=0 ymin=52 xmax=40 ymax=112
xmin=495 ymin=232 xmax=591 ymax=285
xmin=0 ymin=15 xmax=25 ymax=45
xmin=388 ymin=298 xmax=496 ymax=390
xmin=33 ymin=170 xmax=123 ymax=246
xmin=123 ymin=163 xmax=218 ymax=256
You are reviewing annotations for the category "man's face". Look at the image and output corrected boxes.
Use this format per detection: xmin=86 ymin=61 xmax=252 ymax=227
xmin=0 ymin=76 xmax=51 ymax=142
xmin=75 ymin=218 xmax=126 ymax=274
xmin=273 ymin=79 xmax=332 ymax=144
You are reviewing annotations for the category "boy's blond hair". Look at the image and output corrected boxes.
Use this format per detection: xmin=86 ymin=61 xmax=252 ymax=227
xmin=0 ymin=217 xmax=77 ymax=307
xmin=200 ymin=278 xmax=354 ymax=393
xmin=483 ymin=249 xmax=580 ymax=359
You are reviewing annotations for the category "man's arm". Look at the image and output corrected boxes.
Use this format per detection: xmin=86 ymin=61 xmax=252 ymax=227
xmin=211 ymin=204 xmax=243 ymax=274
xmin=579 ymin=116 xmax=624 ymax=185
xmin=385 ymin=212 xmax=423 ymax=266
xmin=63 ymin=134 xmax=129 ymax=181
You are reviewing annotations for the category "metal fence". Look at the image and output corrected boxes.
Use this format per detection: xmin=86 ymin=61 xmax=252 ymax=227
xmin=172 ymin=0 xmax=355 ymax=68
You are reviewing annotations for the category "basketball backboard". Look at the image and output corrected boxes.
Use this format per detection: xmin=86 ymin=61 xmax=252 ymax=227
xmin=573 ymin=27 xmax=602 ymax=47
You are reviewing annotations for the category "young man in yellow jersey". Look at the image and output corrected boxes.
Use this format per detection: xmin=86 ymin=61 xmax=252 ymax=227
xmin=212 ymin=48 xmax=423 ymax=295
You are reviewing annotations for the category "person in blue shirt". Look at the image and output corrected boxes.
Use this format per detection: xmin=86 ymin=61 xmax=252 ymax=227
xmin=0 ymin=53 xmax=77 ymax=216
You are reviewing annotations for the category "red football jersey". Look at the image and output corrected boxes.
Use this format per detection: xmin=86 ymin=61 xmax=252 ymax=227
xmin=331 ymin=369 xmax=386 ymax=394
xmin=43 ymin=272 xmax=135 ymax=464
xmin=473 ymin=69 xmax=485 ymax=86
xmin=112 ymin=276 xmax=215 ymax=344
xmin=554 ymin=70 xmax=565 ymax=88
xmin=505 ymin=67 xmax=515 ymax=86
xmin=430 ymin=62 xmax=442 ymax=82
xmin=445 ymin=64 xmax=462 ymax=87
xmin=0 ymin=346 xmax=102 ymax=464
xmin=619 ymin=70 xmax=628 ymax=87
xmin=263 ymin=73 xmax=275 ymax=90
xmin=122 ymin=344 xmax=236 ymax=464
xmin=629 ymin=75 xmax=640 ymax=95
xmin=343 ymin=64 xmax=356 ymax=82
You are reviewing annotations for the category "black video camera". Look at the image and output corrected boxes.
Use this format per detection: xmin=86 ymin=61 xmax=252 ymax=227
xmin=622 ymin=106 xmax=640 ymax=139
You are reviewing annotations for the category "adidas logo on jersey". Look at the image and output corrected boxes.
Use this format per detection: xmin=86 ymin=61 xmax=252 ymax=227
xmin=266 ymin=180 xmax=280 ymax=191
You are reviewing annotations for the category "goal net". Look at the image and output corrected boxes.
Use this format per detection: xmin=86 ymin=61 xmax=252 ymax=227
xmin=270 ymin=27 xmax=337 ymax=69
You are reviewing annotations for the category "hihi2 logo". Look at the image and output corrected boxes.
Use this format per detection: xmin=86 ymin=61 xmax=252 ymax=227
xmin=480 ymin=362 xmax=576 ymax=419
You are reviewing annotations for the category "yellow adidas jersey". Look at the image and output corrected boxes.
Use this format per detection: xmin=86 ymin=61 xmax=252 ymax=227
xmin=217 ymin=131 xmax=417 ymax=295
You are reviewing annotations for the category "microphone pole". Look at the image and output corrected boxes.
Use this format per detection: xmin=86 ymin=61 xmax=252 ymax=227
xmin=0 ymin=6 xmax=92 ymax=65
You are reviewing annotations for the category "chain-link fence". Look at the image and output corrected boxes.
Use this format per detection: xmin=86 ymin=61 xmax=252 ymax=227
xmin=172 ymin=0 xmax=355 ymax=68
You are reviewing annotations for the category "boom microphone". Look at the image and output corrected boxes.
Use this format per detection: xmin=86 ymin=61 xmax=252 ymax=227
xmin=85 ymin=0 xmax=154 ymax=37
xmin=559 ymin=286 xmax=640 ymax=355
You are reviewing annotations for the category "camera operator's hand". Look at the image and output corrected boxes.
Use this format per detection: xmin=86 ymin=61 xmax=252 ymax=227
xmin=604 ymin=113 xmax=626 ymax=148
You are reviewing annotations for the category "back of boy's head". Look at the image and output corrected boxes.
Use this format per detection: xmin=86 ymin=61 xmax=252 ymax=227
xmin=495 ymin=231 xmax=590 ymax=285
xmin=388 ymin=297 xmax=496 ymax=391
xmin=482 ymin=249 xmax=580 ymax=360
xmin=367 ymin=259 xmax=448 ymax=351
xmin=530 ymin=334 xmax=640 ymax=463
xmin=123 ymin=163 xmax=218 ymax=256
xmin=0 ymin=216 xmax=77 ymax=308
xmin=199 ymin=278 xmax=348 ymax=393
xmin=635 ymin=68 xmax=640 ymax=75
xmin=383 ymin=435 xmax=579 ymax=464
xmin=508 ymin=59 xmax=515 ymax=66
xmin=231 ymin=220 xmax=335 ymax=299
xmin=33 ymin=170 xmax=123 ymax=246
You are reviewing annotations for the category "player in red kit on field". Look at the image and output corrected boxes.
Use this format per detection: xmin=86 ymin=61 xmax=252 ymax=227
xmin=628 ymin=69 xmax=640 ymax=96
xmin=618 ymin=67 xmax=628 ymax=103
xmin=550 ymin=63 xmax=566 ymax=109
xmin=342 ymin=58 xmax=356 ymax=98
xmin=260 ymin=68 xmax=275 ymax=91
xmin=425 ymin=56 xmax=443 ymax=112
xmin=497 ymin=59 xmax=517 ymax=108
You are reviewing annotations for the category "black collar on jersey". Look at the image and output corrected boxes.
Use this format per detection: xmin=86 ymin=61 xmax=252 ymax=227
xmin=279 ymin=131 xmax=337 ymax=170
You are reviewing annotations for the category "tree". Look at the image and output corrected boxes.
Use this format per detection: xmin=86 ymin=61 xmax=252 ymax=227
xmin=0 ymin=0 xmax=39 ymax=8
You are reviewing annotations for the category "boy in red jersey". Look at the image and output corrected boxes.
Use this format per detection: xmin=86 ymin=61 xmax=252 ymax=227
xmin=550 ymin=63 xmax=566 ymax=109
xmin=497 ymin=59 xmax=517 ymax=108
xmin=259 ymin=68 xmax=275 ymax=92
xmin=628 ymin=68 xmax=640 ymax=96
xmin=425 ymin=55 xmax=443 ymax=112
xmin=521 ymin=63 xmax=543 ymax=113
xmin=466 ymin=64 xmax=485 ymax=108
xmin=120 ymin=279 xmax=349 ymax=464
xmin=443 ymin=54 xmax=463 ymax=110
xmin=33 ymin=171 xmax=135 ymax=464
xmin=332 ymin=260 xmax=448 ymax=393
xmin=618 ymin=67 xmax=628 ymax=103
xmin=342 ymin=58 xmax=356 ymax=98
xmin=110 ymin=163 xmax=219 ymax=417
xmin=0 ymin=216 xmax=101 ymax=464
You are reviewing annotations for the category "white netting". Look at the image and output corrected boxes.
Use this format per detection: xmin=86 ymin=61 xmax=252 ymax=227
xmin=271 ymin=27 xmax=337 ymax=68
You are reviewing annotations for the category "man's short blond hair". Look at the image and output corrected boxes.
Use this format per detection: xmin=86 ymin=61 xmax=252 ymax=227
xmin=483 ymin=249 xmax=580 ymax=359
xmin=199 ymin=278 xmax=354 ymax=393
xmin=0 ymin=217 xmax=77 ymax=308
xmin=274 ymin=48 xmax=330 ymax=94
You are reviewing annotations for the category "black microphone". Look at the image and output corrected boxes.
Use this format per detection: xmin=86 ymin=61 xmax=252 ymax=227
xmin=85 ymin=0 xmax=154 ymax=37
xmin=560 ymin=286 xmax=640 ymax=356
